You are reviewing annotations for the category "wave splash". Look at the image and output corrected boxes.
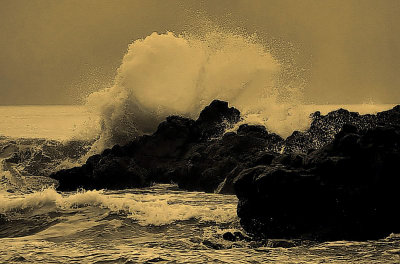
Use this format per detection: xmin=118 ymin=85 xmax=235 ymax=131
xmin=0 ymin=186 xmax=237 ymax=226
xmin=87 ymin=31 xmax=304 ymax=150
xmin=0 ymin=137 xmax=91 ymax=192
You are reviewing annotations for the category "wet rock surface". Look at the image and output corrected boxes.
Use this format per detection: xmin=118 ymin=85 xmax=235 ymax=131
xmin=235 ymin=123 xmax=400 ymax=241
xmin=51 ymin=100 xmax=244 ymax=191
xmin=50 ymin=101 xmax=400 ymax=241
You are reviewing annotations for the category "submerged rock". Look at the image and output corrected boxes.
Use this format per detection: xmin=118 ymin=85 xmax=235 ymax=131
xmin=202 ymin=239 xmax=224 ymax=250
xmin=222 ymin=232 xmax=236 ymax=242
xmin=222 ymin=231 xmax=250 ymax=242
xmin=266 ymin=239 xmax=297 ymax=248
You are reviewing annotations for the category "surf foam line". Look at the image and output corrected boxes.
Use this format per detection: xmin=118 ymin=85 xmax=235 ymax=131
xmin=86 ymin=31 xmax=305 ymax=151
xmin=0 ymin=188 xmax=237 ymax=226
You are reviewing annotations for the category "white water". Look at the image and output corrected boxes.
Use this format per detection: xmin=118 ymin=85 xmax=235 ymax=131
xmin=86 ymin=31 xmax=297 ymax=149
xmin=0 ymin=104 xmax=398 ymax=263
xmin=1 ymin=185 xmax=399 ymax=264
xmin=0 ymin=187 xmax=236 ymax=226
xmin=84 ymin=31 xmax=399 ymax=151
xmin=0 ymin=28 xmax=398 ymax=263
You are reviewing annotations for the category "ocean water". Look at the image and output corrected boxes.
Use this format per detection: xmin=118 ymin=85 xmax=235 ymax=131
xmin=0 ymin=105 xmax=399 ymax=263
xmin=1 ymin=184 xmax=400 ymax=264
xmin=0 ymin=105 xmax=97 ymax=141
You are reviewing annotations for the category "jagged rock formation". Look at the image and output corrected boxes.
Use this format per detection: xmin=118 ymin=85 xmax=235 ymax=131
xmin=235 ymin=123 xmax=400 ymax=240
xmin=51 ymin=100 xmax=246 ymax=191
xmin=284 ymin=105 xmax=400 ymax=152
xmin=50 ymin=100 xmax=400 ymax=241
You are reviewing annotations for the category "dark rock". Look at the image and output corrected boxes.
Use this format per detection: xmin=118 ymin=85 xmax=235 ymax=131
xmin=92 ymin=157 xmax=150 ymax=189
xmin=49 ymin=102 xmax=400 ymax=242
xmin=8 ymin=256 xmax=27 ymax=262
xmin=51 ymin=100 xmax=242 ymax=192
xmin=215 ymin=165 xmax=245 ymax=194
xmin=138 ymin=115 xmax=199 ymax=159
xmin=377 ymin=105 xmax=400 ymax=125
xmin=266 ymin=239 xmax=297 ymax=248
xmin=222 ymin=231 xmax=250 ymax=242
xmin=222 ymin=232 xmax=236 ymax=242
xmin=235 ymin=123 xmax=400 ymax=241
xmin=51 ymin=166 xmax=90 ymax=191
xmin=177 ymin=156 xmax=238 ymax=193
xmin=202 ymin=240 xmax=224 ymax=250
xmin=86 ymin=154 xmax=101 ymax=170
xmin=52 ymin=156 xmax=150 ymax=191
xmin=168 ymin=123 xmax=280 ymax=193
xmin=252 ymin=151 xmax=276 ymax=166
xmin=237 ymin=124 xmax=268 ymax=138
xmin=283 ymin=105 xmax=400 ymax=153
xmin=4 ymin=153 xmax=20 ymax=163
xmin=272 ymin=153 xmax=305 ymax=168
xmin=249 ymin=240 xmax=267 ymax=248
xmin=110 ymin=144 xmax=126 ymax=157
xmin=196 ymin=100 xmax=240 ymax=139
xmin=233 ymin=231 xmax=249 ymax=241
xmin=143 ymin=257 xmax=168 ymax=263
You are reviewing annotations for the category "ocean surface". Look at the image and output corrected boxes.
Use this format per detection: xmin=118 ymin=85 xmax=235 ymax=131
xmin=0 ymin=105 xmax=399 ymax=264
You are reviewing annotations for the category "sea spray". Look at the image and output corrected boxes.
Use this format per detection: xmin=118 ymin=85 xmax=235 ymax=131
xmin=86 ymin=31 xmax=306 ymax=150
xmin=0 ymin=185 xmax=237 ymax=226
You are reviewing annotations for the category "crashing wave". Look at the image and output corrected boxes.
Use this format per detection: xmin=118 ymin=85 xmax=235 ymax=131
xmin=0 ymin=186 xmax=237 ymax=226
xmin=0 ymin=137 xmax=91 ymax=192
xmin=85 ymin=31 xmax=306 ymax=150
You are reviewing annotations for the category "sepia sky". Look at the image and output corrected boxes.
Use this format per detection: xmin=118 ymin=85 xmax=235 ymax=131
xmin=0 ymin=0 xmax=399 ymax=105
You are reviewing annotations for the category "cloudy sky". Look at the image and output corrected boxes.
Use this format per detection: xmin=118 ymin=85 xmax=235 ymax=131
xmin=0 ymin=0 xmax=399 ymax=105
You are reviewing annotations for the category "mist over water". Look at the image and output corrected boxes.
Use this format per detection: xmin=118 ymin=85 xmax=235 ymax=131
xmin=86 ymin=31 xmax=306 ymax=149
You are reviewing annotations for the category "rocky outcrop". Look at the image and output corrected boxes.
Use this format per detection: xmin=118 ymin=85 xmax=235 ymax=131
xmin=51 ymin=100 xmax=243 ymax=191
xmin=284 ymin=107 xmax=398 ymax=153
xmin=50 ymin=101 xmax=400 ymax=241
xmin=195 ymin=100 xmax=240 ymax=139
xmin=51 ymin=102 xmax=400 ymax=193
xmin=232 ymin=105 xmax=400 ymax=241
xmin=235 ymin=123 xmax=400 ymax=241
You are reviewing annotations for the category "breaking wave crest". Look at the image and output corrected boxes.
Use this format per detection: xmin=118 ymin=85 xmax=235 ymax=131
xmin=86 ymin=31 xmax=305 ymax=150
xmin=0 ymin=137 xmax=91 ymax=192
xmin=0 ymin=186 xmax=237 ymax=226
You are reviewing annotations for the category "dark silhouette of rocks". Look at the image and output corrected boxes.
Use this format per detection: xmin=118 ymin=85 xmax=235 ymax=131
xmin=51 ymin=100 xmax=243 ymax=191
xmin=50 ymin=100 xmax=400 ymax=241
xmin=235 ymin=123 xmax=400 ymax=241
xmin=222 ymin=231 xmax=250 ymax=242
xmin=195 ymin=100 xmax=240 ymax=139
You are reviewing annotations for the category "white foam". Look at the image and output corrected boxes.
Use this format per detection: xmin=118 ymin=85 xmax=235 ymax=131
xmin=86 ymin=31 xmax=306 ymax=150
xmin=0 ymin=187 xmax=237 ymax=226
